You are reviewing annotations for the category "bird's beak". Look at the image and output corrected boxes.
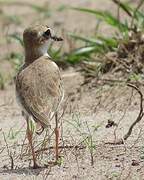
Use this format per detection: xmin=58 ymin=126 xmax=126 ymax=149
xmin=49 ymin=29 xmax=63 ymax=41
xmin=50 ymin=35 xmax=63 ymax=41
xmin=43 ymin=28 xmax=63 ymax=41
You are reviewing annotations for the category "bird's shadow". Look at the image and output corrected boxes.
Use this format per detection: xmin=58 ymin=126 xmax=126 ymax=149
xmin=0 ymin=165 xmax=51 ymax=176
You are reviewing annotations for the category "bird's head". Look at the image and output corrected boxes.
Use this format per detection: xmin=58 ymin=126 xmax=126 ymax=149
xmin=24 ymin=25 xmax=63 ymax=48
xmin=23 ymin=25 xmax=63 ymax=62
xmin=23 ymin=25 xmax=63 ymax=47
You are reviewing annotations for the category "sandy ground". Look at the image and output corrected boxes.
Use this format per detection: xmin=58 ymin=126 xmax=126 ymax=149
xmin=1 ymin=0 xmax=144 ymax=180
xmin=1 ymin=70 xmax=144 ymax=180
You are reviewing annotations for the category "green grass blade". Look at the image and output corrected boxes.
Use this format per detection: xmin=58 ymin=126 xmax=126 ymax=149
xmin=97 ymin=36 xmax=118 ymax=48
xmin=69 ymin=33 xmax=104 ymax=45
xmin=71 ymin=46 xmax=96 ymax=55
xmin=72 ymin=7 xmax=129 ymax=31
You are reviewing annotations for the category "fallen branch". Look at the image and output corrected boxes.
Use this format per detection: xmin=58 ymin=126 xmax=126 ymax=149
xmin=107 ymin=83 xmax=144 ymax=145
xmin=123 ymin=83 xmax=144 ymax=140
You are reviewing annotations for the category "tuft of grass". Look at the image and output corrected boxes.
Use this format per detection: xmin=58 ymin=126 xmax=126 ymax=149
xmin=59 ymin=1 xmax=144 ymax=81
xmin=71 ymin=7 xmax=129 ymax=32
xmin=61 ymin=6 xmax=128 ymax=64
xmin=8 ymin=127 xmax=22 ymax=140
xmin=4 ymin=1 xmax=144 ymax=83
xmin=28 ymin=117 xmax=36 ymax=134
xmin=67 ymin=113 xmax=101 ymax=165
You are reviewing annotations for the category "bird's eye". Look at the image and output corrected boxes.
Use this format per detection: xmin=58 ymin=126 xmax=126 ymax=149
xmin=43 ymin=29 xmax=51 ymax=37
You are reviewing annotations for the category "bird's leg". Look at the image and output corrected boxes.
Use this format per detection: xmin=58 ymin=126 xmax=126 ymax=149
xmin=26 ymin=118 xmax=39 ymax=169
xmin=55 ymin=112 xmax=59 ymax=162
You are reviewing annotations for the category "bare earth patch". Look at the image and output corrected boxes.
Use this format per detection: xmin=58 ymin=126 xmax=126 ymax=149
xmin=0 ymin=69 xmax=144 ymax=179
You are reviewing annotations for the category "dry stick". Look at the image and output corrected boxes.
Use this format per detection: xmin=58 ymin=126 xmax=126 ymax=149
xmin=2 ymin=132 xmax=14 ymax=170
xmin=107 ymin=83 xmax=144 ymax=145
xmin=36 ymin=130 xmax=50 ymax=160
xmin=0 ymin=147 xmax=5 ymax=154
xmin=123 ymin=83 xmax=144 ymax=140
xmin=20 ymin=133 xmax=27 ymax=159
xmin=85 ymin=121 xmax=95 ymax=166
xmin=42 ymin=167 xmax=52 ymax=180
xmin=104 ymin=54 xmax=130 ymax=72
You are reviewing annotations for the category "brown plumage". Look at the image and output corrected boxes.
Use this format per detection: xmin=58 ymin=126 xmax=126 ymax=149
xmin=15 ymin=25 xmax=64 ymax=168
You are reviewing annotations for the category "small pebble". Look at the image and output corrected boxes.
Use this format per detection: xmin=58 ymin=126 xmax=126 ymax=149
xmin=131 ymin=159 xmax=139 ymax=166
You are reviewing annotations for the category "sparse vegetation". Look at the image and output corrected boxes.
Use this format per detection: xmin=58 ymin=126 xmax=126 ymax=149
xmin=66 ymin=1 xmax=144 ymax=82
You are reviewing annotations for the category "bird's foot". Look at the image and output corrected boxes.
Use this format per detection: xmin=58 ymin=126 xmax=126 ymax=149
xmin=105 ymin=138 xmax=124 ymax=145
xmin=44 ymin=157 xmax=62 ymax=167
xmin=44 ymin=162 xmax=56 ymax=168
xmin=33 ymin=162 xmax=41 ymax=169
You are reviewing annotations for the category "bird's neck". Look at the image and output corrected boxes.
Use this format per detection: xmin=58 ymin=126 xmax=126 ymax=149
xmin=24 ymin=45 xmax=50 ymax=65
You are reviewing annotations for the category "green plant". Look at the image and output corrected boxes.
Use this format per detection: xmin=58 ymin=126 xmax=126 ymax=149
xmin=0 ymin=72 xmax=5 ymax=90
xmin=65 ymin=33 xmax=118 ymax=64
xmin=67 ymin=112 xmax=100 ymax=165
xmin=72 ymin=7 xmax=129 ymax=32
xmin=128 ymin=73 xmax=142 ymax=82
xmin=110 ymin=171 xmax=120 ymax=178
xmin=65 ymin=1 xmax=144 ymax=65
xmin=8 ymin=128 xmax=20 ymax=140
xmin=56 ymin=156 xmax=64 ymax=166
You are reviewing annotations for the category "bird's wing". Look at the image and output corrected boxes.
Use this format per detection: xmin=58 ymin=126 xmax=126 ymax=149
xmin=16 ymin=57 xmax=64 ymax=127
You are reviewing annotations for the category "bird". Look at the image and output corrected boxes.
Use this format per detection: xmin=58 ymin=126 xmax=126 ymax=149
xmin=15 ymin=25 xmax=64 ymax=168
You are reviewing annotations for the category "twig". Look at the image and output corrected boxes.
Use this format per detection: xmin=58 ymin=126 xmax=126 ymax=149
xmin=104 ymin=54 xmax=130 ymax=72
xmin=85 ymin=121 xmax=94 ymax=166
xmin=107 ymin=83 xmax=144 ymax=145
xmin=20 ymin=134 xmax=27 ymax=159
xmin=97 ymin=78 xmax=144 ymax=86
xmin=123 ymin=83 xmax=144 ymax=140
xmin=0 ymin=147 xmax=5 ymax=154
xmin=2 ymin=132 xmax=14 ymax=169
xmin=42 ymin=167 xmax=51 ymax=180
